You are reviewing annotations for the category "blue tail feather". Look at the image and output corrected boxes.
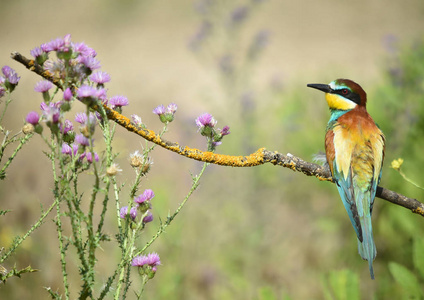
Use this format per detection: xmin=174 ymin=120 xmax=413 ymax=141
xmin=356 ymin=191 xmax=376 ymax=279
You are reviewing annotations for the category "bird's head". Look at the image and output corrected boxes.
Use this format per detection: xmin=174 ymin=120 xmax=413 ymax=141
xmin=307 ymin=79 xmax=367 ymax=110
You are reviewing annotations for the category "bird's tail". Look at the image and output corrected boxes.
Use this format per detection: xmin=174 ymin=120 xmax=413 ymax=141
xmin=357 ymin=193 xmax=377 ymax=279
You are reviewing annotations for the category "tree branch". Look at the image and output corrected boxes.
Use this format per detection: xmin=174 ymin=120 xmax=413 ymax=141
xmin=11 ymin=51 xmax=424 ymax=217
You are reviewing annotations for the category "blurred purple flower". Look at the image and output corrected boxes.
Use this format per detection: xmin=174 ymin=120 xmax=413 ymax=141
xmin=2 ymin=66 xmax=14 ymax=78
xmin=80 ymin=56 xmax=101 ymax=71
xmin=167 ymin=103 xmax=178 ymax=114
xmin=34 ymin=80 xmax=53 ymax=93
xmin=60 ymin=119 xmax=74 ymax=134
xmin=131 ymin=114 xmax=143 ymax=127
xmin=45 ymin=38 xmax=64 ymax=52
xmin=142 ymin=211 xmax=154 ymax=223
xmin=90 ymin=71 xmax=111 ymax=84
xmin=153 ymin=103 xmax=177 ymax=123
xmin=188 ymin=21 xmax=212 ymax=51
xmin=40 ymin=102 xmax=60 ymax=124
xmin=30 ymin=47 xmax=44 ymax=58
xmin=134 ymin=189 xmax=155 ymax=204
xmin=75 ymin=134 xmax=90 ymax=146
xmin=73 ymin=42 xmax=97 ymax=58
xmin=61 ymin=143 xmax=73 ymax=155
xmin=131 ymin=255 xmax=148 ymax=267
xmin=220 ymin=125 xmax=230 ymax=136
xmin=109 ymin=95 xmax=129 ymax=108
xmin=132 ymin=252 xmax=161 ymax=267
xmin=248 ymin=30 xmax=270 ymax=59
xmin=153 ymin=105 xmax=166 ymax=115
xmin=195 ymin=113 xmax=217 ymax=128
xmin=146 ymin=252 xmax=161 ymax=266
xmin=63 ymin=88 xmax=73 ymax=101
xmin=229 ymin=5 xmax=249 ymax=25
xmin=2 ymin=66 xmax=20 ymax=86
xmin=75 ymin=112 xmax=88 ymax=124
xmin=86 ymin=151 xmax=99 ymax=163
xmin=120 ymin=206 xmax=137 ymax=220
xmin=219 ymin=55 xmax=233 ymax=74
xmin=26 ymin=111 xmax=40 ymax=125
xmin=77 ymin=85 xmax=99 ymax=101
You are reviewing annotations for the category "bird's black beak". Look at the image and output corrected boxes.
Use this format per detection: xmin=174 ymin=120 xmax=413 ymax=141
xmin=307 ymin=83 xmax=332 ymax=93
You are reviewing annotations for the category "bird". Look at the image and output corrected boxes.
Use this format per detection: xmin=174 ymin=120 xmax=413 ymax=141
xmin=307 ymin=79 xmax=385 ymax=279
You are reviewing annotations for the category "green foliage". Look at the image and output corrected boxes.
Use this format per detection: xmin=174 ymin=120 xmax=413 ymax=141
xmin=0 ymin=265 xmax=38 ymax=284
xmin=388 ymin=262 xmax=423 ymax=298
xmin=0 ymin=209 xmax=10 ymax=216
xmin=413 ymin=238 xmax=424 ymax=279
xmin=322 ymin=269 xmax=360 ymax=300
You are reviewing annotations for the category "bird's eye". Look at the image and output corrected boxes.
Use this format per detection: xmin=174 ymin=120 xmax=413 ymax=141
xmin=341 ymin=89 xmax=349 ymax=95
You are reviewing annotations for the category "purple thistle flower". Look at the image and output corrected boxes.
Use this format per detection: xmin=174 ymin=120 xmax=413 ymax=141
xmin=45 ymin=37 xmax=65 ymax=52
xmin=134 ymin=189 xmax=155 ymax=204
xmin=153 ymin=105 xmax=166 ymax=115
xmin=40 ymin=43 xmax=50 ymax=52
xmin=2 ymin=66 xmax=20 ymax=87
xmin=63 ymin=88 xmax=73 ymax=101
xmin=80 ymin=56 xmax=101 ymax=71
xmin=78 ymin=152 xmax=86 ymax=161
xmin=131 ymin=255 xmax=149 ymax=267
xmin=30 ymin=47 xmax=44 ymax=58
xmin=77 ymin=85 xmax=97 ymax=99
xmin=109 ymin=95 xmax=129 ymax=108
xmin=43 ymin=60 xmax=65 ymax=77
xmin=153 ymin=103 xmax=177 ymax=123
xmin=61 ymin=143 xmax=73 ymax=155
xmin=131 ymin=252 xmax=160 ymax=267
xmin=26 ymin=111 xmax=40 ymax=125
xmin=167 ymin=103 xmax=178 ymax=114
xmin=40 ymin=102 xmax=60 ymax=124
xmin=30 ymin=46 xmax=49 ymax=65
xmin=0 ymin=86 xmax=5 ymax=98
xmin=86 ymin=151 xmax=99 ymax=163
xmin=95 ymin=88 xmax=107 ymax=102
xmin=220 ymin=125 xmax=230 ymax=136
xmin=34 ymin=80 xmax=53 ymax=93
xmin=72 ymin=144 xmax=79 ymax=155
xmin=7 ymin=72 xmax=20 ymax=85
xmin=131 ymin=114 xmax=143 ymax=127
xmin=89 ymin=71 xmax=111 ymax=84
xmin=142 ymin=211 xmax=154 ymax=224
xmin=2 ymin=66 xmax=13 ymax=78
xmin=195 ymin=113 xmax=217 ymax=128
xmin=130 ymin=207 xmax=138 ymax=220
xmin=120 ymin=206 xmax=137 ymax=220
xmin=120 ymin=206 xmax=128 ymax=219
xmin=73 ymin=42 xmax=97 ymax=58
xmin=60 ymin=119 xmax=74 ymax=134
xmin=75 ymin=112 xmax=88 ymax=124
xmin=146 ymin=252 xmax=161 ymax=266
xmin=75 ymin=134 xmax=90 ymax=146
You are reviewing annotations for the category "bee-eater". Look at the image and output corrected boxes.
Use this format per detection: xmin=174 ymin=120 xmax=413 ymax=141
xmin=307 ymin=79 xmax=385 ymax=279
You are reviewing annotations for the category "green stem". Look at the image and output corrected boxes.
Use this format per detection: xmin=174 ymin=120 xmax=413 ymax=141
xmin=399 ymin=170 xmax=424 ymax=191
xmin=0 ymin=196 xmax=59 ymax=263
xmin=136 ymin=161 xmax=209 ymax=257
xmin=51 ymin=143 xmax=70 ymax=300
xmin=0 ymin=133 xmax=32 ymax=179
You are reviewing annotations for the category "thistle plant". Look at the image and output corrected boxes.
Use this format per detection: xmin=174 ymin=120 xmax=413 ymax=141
xmin=0 ymin=34 xmax=230 ymax=299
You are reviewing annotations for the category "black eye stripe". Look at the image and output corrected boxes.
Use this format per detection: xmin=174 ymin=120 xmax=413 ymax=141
xmin=333 ymin=88 xmax=361 ymax=105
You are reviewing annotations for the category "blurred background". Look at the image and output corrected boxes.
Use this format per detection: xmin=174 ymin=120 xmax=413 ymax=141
xmin=1 ymin=0 xmax=424 ymax=299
